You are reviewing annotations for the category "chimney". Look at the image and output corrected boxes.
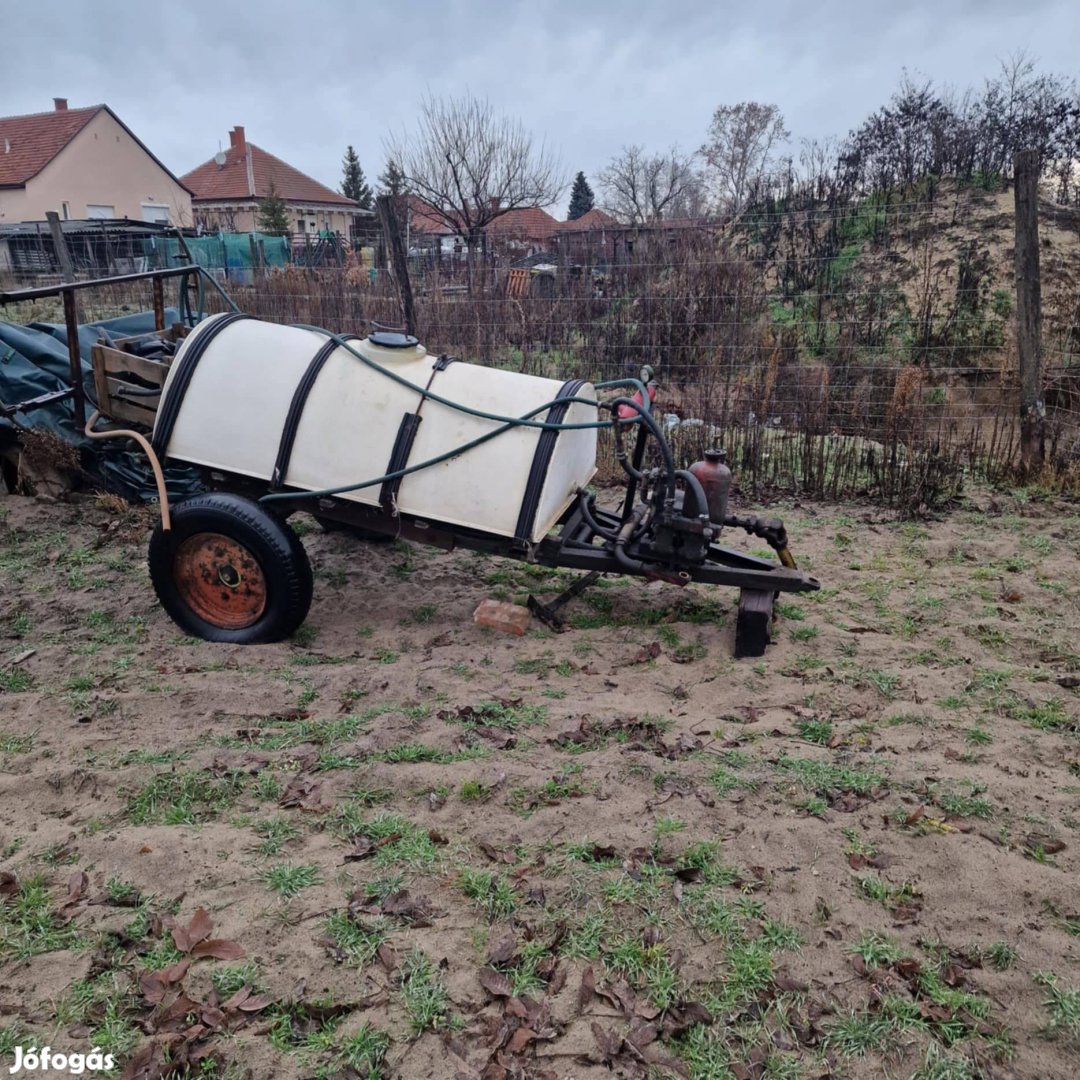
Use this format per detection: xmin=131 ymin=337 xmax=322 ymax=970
xmin=53 ymin=98 xmax=68 ymax=112
xmin=229 ymin=126 xmax=246 ymax=152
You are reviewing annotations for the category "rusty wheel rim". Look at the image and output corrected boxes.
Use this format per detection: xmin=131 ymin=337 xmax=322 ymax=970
xmin=174 ymin=532 xmax=267 ymax=630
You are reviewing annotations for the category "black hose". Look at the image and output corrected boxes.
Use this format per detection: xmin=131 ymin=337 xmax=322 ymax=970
xmin=676 ymin=469 xmax=710 ymax=522
xmin=608 ymin=396 xmax=676 ymax=501
xmin=613 ymin=505 xmax=651 ymax=573
xmin=579 ymin=492 xmax=622 ymax=541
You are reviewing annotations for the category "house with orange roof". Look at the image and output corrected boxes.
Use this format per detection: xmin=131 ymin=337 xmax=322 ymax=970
xmin=0 ymin=98 xmax=192 ymax=226
xmin=182 ymin=127 xmax=367 ymax=238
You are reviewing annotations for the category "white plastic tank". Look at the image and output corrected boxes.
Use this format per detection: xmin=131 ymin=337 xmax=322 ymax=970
xmin=153 ymin=314 xmax=598 ymax=543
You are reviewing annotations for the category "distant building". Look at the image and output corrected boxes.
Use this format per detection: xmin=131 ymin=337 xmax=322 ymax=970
xmin=0 ymin=99 xmax=193 ymax=226
xmin=182 ymin=127 xmax=368 ymax=237
xmin=406 ymin=197 xmax=617 ymax=258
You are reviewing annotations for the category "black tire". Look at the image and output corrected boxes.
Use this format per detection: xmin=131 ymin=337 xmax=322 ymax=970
xmin=148 ymin=492 xmax=313 ymax=644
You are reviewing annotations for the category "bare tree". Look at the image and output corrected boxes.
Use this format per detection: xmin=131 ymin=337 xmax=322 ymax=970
xmin=386 ymin=92 xmax=562 ymax=282
xmin=598 ymin=145 xmax=696 ymax=224
xmin=701 ymin=102 xmax=789 ymax=216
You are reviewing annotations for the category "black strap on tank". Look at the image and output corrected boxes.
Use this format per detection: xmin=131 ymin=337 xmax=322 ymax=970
xmin=269 ymin=334 xmax=361 ymax=490
xmin=375 ymin=355 xmax=451 ymax=510
xmin=379 ymin=413 xmax=423 ymax=508
xmin=151 ymin=312 xmax=249 ymax=459
xmin=513 ymin=378 xmax=585 ymax=545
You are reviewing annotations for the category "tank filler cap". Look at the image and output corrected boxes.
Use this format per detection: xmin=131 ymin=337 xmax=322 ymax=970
xmin=704 ymin=448 xmax=728 ymax=463
xmin=368 ymin=331 xmax=419 ymax=348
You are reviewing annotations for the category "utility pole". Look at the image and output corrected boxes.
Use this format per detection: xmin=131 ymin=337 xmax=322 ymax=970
xmin=1013 ymin=150 xmax=1044 ymax=474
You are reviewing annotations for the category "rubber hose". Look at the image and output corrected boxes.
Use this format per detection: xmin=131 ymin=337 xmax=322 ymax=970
xmin=84 ymin=410 xmax=170 ymax=532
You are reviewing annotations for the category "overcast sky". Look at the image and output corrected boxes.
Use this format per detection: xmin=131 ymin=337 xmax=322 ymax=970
xmin=3 ymin=0 xmax=1078 ymax=214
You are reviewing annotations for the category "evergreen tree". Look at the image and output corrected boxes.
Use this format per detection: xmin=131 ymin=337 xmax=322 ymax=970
xmin=341 ymin=145 xmax=373 ymax=209
xmin=378 ymin=159 xmax=406 ymax=198
xmin=257 ymin=180 xmax=291 ymax=236
xmin=567 ymin=171 xmax=595 ymax=220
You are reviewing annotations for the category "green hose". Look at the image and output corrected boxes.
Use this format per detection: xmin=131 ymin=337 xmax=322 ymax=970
xmin=292 ymin=324 xmax=649 ymax=431
xmin=259 ymin=326 xmax=655 ymax=505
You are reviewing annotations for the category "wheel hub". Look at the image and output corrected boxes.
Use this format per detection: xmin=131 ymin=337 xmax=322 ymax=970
xmin=173 ymin=532 xmax=267 ymax=629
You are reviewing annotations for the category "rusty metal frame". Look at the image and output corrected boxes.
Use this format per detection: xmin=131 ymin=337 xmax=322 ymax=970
xmin=0 ymin=264 xmax=235 ymax=429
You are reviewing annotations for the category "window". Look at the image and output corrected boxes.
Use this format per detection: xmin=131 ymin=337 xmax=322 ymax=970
xmin=141 ymin=203 xmax=170 ymax=224
xmin=61 ymin=202 xmax=70 ymax=220
xmin=86 ymin=205 xmax=115 ymax=219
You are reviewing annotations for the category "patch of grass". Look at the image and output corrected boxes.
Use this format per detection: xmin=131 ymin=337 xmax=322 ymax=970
xmin=1034 ymin=971 xmax=1080 ymax=1040
xmin=323 ymin=910 xmax=389 ymax=967
xmin=316 ymin=1023 xmax=390 ymax=1080
xmin=984 ymin=941 xmax=1018 ymax=971
xmin=398 ymin=948 xmax=451 ymax=1034
xmin=932 ymin=781 xmax=993 ymax=820
xmin=795 ymin=717 xmax=833 ymax=744
xmin=856 ymin=874 xmax=919 ymax=911
xmin=1011 ymin=697 xmax=1075 ymax=734
xmin=328 ymin=811 xmax=441 ymax=869
xmin=849 ymin=932 xmax=903 ymax=968
xmin=459 ymin=779 xmax=490 ymax=802
xmin=127 ymin=769 xmax=246 ymax=825
xmin=211 ymin=961 xmax=263 ymax=997
xmin=258 ymin=863 xmax=322 ymax=898
xmin=252 ymin=817 xmax=302 ymax=856
xmin=0 ymin=668 xmax=33 ymax=693
xmin=459 ymin=867 xmax=518 ymax=921
xmin=775 ymin=754 xmax=886 ymax=797
xmin=0 ymin=732 xmax=33 ymax=754
xmin=0 ymin=875 xmax=81 ymax=959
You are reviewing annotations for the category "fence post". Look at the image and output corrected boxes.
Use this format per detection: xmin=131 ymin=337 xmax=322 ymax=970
xmin=1013 ymin=149 xmax=1044 ymax=474
xmin=46 ymin=211 xmax=75 ymax=280
xmin=376 ymin=194 xmax=416 ymax=335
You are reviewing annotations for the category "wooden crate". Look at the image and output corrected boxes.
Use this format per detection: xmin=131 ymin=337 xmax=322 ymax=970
xmin=91 ymin=324 xmax=189 ymax=428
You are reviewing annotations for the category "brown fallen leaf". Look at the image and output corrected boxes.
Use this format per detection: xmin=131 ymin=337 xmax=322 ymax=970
xmin=479 ymin=967 xmax=513 ymax=997
xmin=487 ymin=934 xmax=519 ymax=966
xmin=191 ymin=939 xmax=245 ymax=961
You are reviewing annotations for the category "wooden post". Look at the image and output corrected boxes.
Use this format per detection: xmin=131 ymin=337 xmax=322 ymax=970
xmin=376 ymin=194 xmax=416 ymax=335
xmin=62 ymin=287 xmax=85 ymax=428
xmin=152 ymin=277 xmax=165 ymax=331
xmin=1014 ymin=149 xmax=1044 ymax=474
xmin=46 ymin=211 xmax=75 ymax=280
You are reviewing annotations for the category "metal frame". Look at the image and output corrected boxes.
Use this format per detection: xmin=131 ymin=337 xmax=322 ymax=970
xmin=211 ymin=473 xmax=820 ymax=598
xmin=0 ymin=257 xmax=236 ymax=427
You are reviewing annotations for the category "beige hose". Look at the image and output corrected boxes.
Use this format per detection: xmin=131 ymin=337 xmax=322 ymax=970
xmin=84 ymin=410 xmax=171 ymax=531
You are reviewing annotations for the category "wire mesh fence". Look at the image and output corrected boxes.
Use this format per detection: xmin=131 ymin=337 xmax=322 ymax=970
xmin=3 ymin=180 xmax=1078 ymax=512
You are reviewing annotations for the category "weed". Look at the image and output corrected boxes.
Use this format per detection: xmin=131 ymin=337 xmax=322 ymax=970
xmin=795 ymin=717 xmax=833 ymax=744
xmin=259 ymin=863 xmax=322 ymax=898
xmin=985 ymin=941 xmax=1018 ymax=971
xmin=0 ymin=730 xmax=33 ymax=756
xmin=849 ymin=932 xmax=903 ymax=968
xmin=211 ymin=962 xmax=263 ymax=997
xmin=1034 ymin=971 xmax=1080 ymax=1040
xmin=460 ymin=779 xmax=490 ymax=802
xmin=323 ymin=910 xmax=388 ymax=967
xmin=459 ymin=868 xmax=517 ymax=921
xmin=127 ymin=770 xmax=245 ymax=825
xmin=399 ymin=948 xmax=451 ymax=1034
xmin=253 ymin=817 xmax=302 ymax=856
xmin=0 ymin=875 xmax=81 ymax=959
xmin=0 ymin=668 xmax=33 ymax=693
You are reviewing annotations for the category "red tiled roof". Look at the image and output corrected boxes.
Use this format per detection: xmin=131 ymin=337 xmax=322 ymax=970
xmin=0 ymin=106 xmax=102 ymax=187
xmin=182 ymin=141 xmax=357 ymax=207
xmin=559 ymin=207 xmax=617 ymax=230
xmin=406 ymin=197 xmax=561 ymax=242
xmin=486 ymin=207 xmax=559 ymax=240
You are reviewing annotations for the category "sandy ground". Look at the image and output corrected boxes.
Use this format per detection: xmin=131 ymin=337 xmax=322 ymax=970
xmin=1 ymin=488 xmax=1079 ymax=1080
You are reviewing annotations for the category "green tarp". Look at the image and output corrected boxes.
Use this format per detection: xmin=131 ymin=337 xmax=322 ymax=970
xmin=0 ymin=309 xmax=203 ymax=501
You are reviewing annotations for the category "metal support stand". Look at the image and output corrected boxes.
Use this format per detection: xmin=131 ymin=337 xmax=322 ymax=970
xmin=527 ymin=570 xmax=603 ymax=631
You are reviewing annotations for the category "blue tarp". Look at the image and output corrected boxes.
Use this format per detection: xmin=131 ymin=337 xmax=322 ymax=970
xmin=0 ymin=309 xmax=203 ymax=501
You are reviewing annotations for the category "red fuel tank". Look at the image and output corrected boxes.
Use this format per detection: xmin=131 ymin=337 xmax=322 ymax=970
xmin=688 ymin=448 xmax=732 ymax=526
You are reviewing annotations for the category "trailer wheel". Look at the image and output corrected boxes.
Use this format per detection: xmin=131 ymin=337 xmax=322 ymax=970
xmin=148 ymin=493 xmax=313 ymax=643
